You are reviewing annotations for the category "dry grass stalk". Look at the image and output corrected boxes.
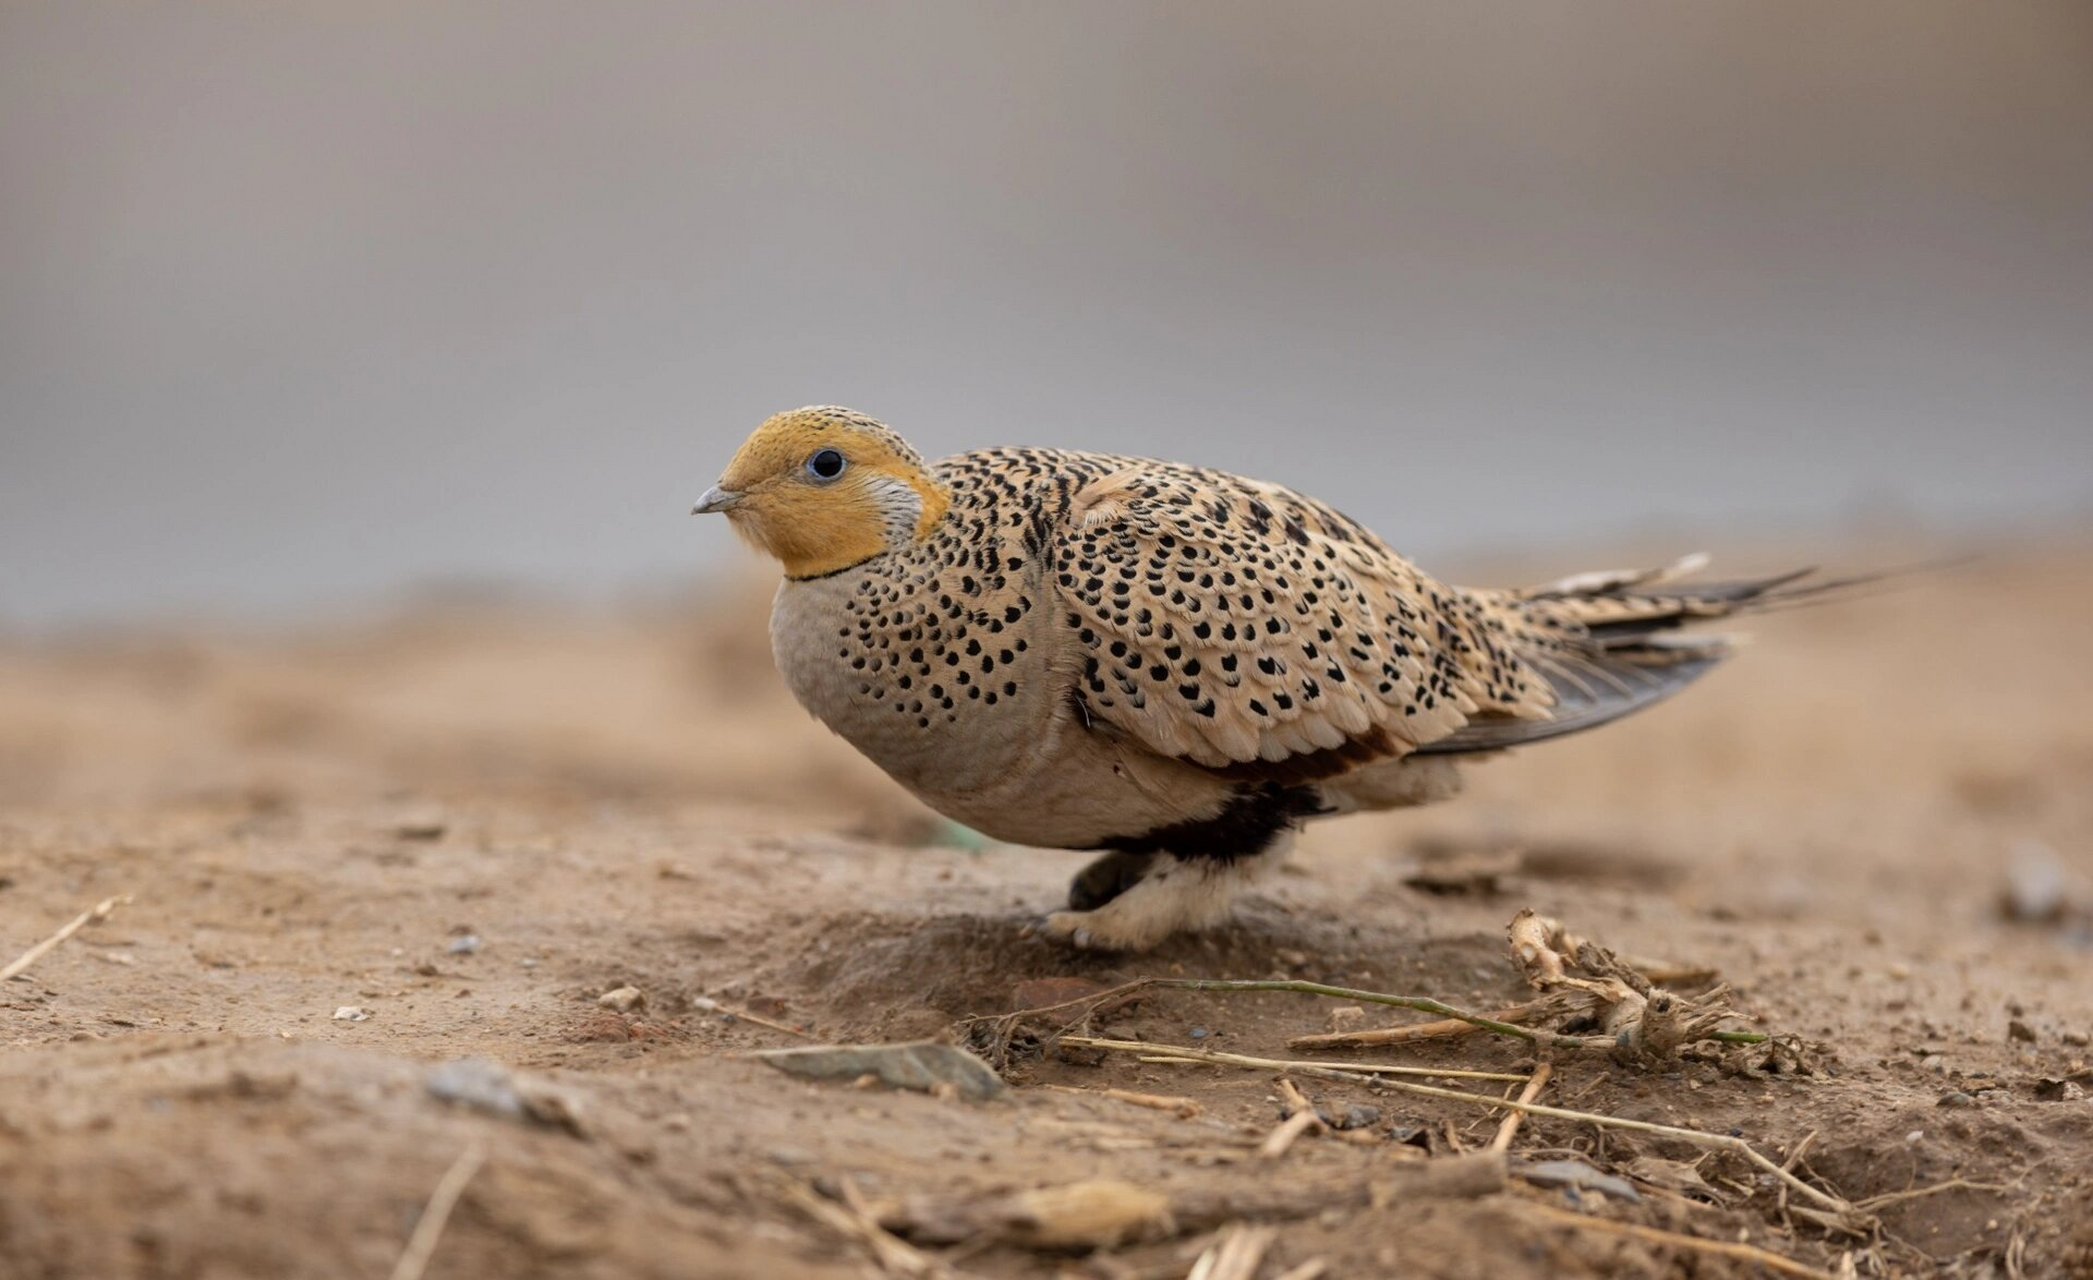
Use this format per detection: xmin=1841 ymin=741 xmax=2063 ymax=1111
xmin=1157 ymin=978 xmax=1619 ymax=1050
xmin=716 ymin=1002 xmax=818 ymax=1040
xmin=1059 ymin=1037 xmax=1527 ymax=1085
xmin=1038 ymin=1083 xmax=1201 ymax=1118
xmin=1287 ymin=995 xmax=1568 ymax=1051
xmin=772 ymin=1174 xmax=956 ymax=1278
xmin=969 ymin=961 xmax=1765 ymax=1074
xmin=1069 ymin=1036 xmax=1858 ymax=1222
xmin=1 ymin=894 xmax=130 ymax=983
xmin=387 ymin=1140 xmax=488 ymax=1280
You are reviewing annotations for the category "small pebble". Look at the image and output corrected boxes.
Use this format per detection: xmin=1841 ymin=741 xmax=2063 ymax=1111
xmin=393 ymin=811 xmax=448 ymax=841
xmin=1189 ymin=1027 xmax=1210 ymax=1040
xmin=2063 ymin=1030 xmax=2090 ymax=1048
xmin=1937 ymin=1091 xmax=1977 ymax=1108
xmin=597 ymin=985 xmax=645 ymax=1012
xmin=2034 ymin=1079 xmax=2087 ymax=1103
xmin=332 ymin=1006 xmax=369 ymax=1022
xmin=426 ymin=1058 xmax=525 ymax=1119
xmin=1337 ymin=1104 xmax=1381 ymax=1130
xmin=691 ymin=996 xmax=720 ymax=1012
xmin=2003 ymin=841 xmax=2068 ymax=923
xmin=447 ymin=934 xmax=482 ymax=956
xmin=2009 ymin=1019 xmax=2037 ymax=1043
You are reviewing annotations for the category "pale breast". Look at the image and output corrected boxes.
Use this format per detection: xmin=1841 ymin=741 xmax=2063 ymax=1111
xmin=767 ymin=490 xmax=1060 ymax=803
xmin=767 ymin=449 xmax=1261 ymax=849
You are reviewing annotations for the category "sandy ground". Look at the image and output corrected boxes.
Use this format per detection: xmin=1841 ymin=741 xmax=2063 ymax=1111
xmin=3 ymin=540 xmax=2092 ymax=1279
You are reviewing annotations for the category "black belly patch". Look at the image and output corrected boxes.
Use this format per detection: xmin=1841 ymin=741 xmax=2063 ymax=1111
xmin=1104 ymin=782 xmax=1326 ymax=863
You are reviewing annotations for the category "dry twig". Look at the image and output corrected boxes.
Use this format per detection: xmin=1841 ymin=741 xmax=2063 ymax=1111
xmin=773 ymin=1174 xmax=954 ymax=1278
xmin=1 ymin=895 xmax=130 ymax=983
xmin=1489 ymin=1063 xmax=1553 ymax=1152
xmin=717 ymin=1002 xmax=818 ymax=1040
xmin=1070 ymin=1037 xmax=1857 ymax=1222
xmin=1060 ymin=1036 xmax=1527 ymax=1085
xmin=1157 ymin=978 xmax=1620 ymax=1050
xmin=1257 ymin=1108 xmax=1319 ymax=1161
xmin=1258 ymin=1079 xmax=1325 ymax=1161
xmin=1857 ymin=1178 xmax=2014 ymax=1211
xmin=1275 ymin=1077 xmax=1317 ymax=1116
xmin=1288 ymin=995 xmax=1568 ymax=1051
xmin=387 ymin=1140 xmax=488 ymax=1280
xmin=1038 ymin=1083 xmax=1201 ymax=1118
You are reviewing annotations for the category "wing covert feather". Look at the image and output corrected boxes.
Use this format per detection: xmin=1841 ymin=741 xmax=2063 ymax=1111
xmin=1047 ymin=461 xmax=1545 ymax=771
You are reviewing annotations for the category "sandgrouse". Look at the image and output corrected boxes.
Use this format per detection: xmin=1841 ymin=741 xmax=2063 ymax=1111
xmin=696 ymin=406 xmax=1830 ymax=951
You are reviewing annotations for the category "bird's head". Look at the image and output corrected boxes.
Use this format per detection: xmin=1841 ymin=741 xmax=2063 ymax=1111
xmin=693 ymin=406 xmax=950 ymax=579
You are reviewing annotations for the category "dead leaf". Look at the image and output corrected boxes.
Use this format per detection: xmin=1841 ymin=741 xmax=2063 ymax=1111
xmin=755 ymin=1041 xmax=1006 ymax=1101
xmin=1625 ymin=1155 xmax=1726 ymax=1202
xmin=1517 ymin=1159 xmax=1642 ymax=1203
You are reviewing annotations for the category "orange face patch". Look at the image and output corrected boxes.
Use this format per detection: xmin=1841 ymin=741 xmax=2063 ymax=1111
xmin=709 ymin=407 xmax=949 ymax=578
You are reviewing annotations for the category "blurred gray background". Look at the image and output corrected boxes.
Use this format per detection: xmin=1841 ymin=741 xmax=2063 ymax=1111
xmin=4 ymin=1 xmax=2090 ymax=627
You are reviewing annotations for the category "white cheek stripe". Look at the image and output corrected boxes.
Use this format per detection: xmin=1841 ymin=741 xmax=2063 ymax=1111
xmin=864 ymin=474 xmax=924 ymax=545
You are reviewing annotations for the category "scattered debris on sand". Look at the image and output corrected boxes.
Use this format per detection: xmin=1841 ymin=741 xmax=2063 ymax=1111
xmin=3 ymin=548 xmax=2090 ymax=1277
xmin=757 ymin=1040 xmax=1008 ymax=1101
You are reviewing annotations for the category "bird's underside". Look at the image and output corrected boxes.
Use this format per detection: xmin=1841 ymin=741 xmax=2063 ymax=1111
xmin=709 ymin=411 xmax=1847 ymax=952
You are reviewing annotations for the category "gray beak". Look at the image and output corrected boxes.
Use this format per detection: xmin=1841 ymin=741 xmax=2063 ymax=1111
xmin=692 ymin=484 xmax=744 ymax=515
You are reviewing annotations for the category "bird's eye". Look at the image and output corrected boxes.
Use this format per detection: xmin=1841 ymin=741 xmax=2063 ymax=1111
xmin=805 ymin=448 xmax=847 ymax=482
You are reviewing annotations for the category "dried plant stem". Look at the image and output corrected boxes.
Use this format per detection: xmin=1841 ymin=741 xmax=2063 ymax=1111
xmin=387 ymin=1140 xmax=488 ymax=1280
xmin=1154 ymin=979 xmax=1608 ymax=1048
xmin=1061 ymin=1037 xmax=1528 ymax=1084
xmin=1151 ymin=978 xmax=1770 ymax=1049
xmin=1038 ymin=1083 xmax=1200 ymax=1118
xmin=1187 ymin=1224 xmax=1279 ymax=1280
xmin=1072 ymin=1037 xmax=1852 ymax=1218
xmin=772 ymin=1174 xmax=953 ymax=1278
xmin=1290 ymin=998 xmax=1558 ymax=1050
xmin=716 ymin=1003 xmax=818 ymax=1040
xmin=2 ymin=895 xmax=130 ymax=983
xmin=1858 ymin=1178 xmax=2013 ymax=1211
xmin=1257 ymin=1110 xmax=1320 ymax=1161
xmin=1521 ymin=1201 xmax=1835 ymax=1280
xmin=1489 ymin=1064 xmax=1553 ymax=1152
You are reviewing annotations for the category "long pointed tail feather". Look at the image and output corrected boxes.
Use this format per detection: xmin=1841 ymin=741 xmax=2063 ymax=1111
xmin=1417 ymin=558 xmax=1886 ymax=756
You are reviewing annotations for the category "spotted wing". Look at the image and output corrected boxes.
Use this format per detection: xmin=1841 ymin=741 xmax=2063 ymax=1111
xmin=1048 ymin=462 xmax=1549 ymax=774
